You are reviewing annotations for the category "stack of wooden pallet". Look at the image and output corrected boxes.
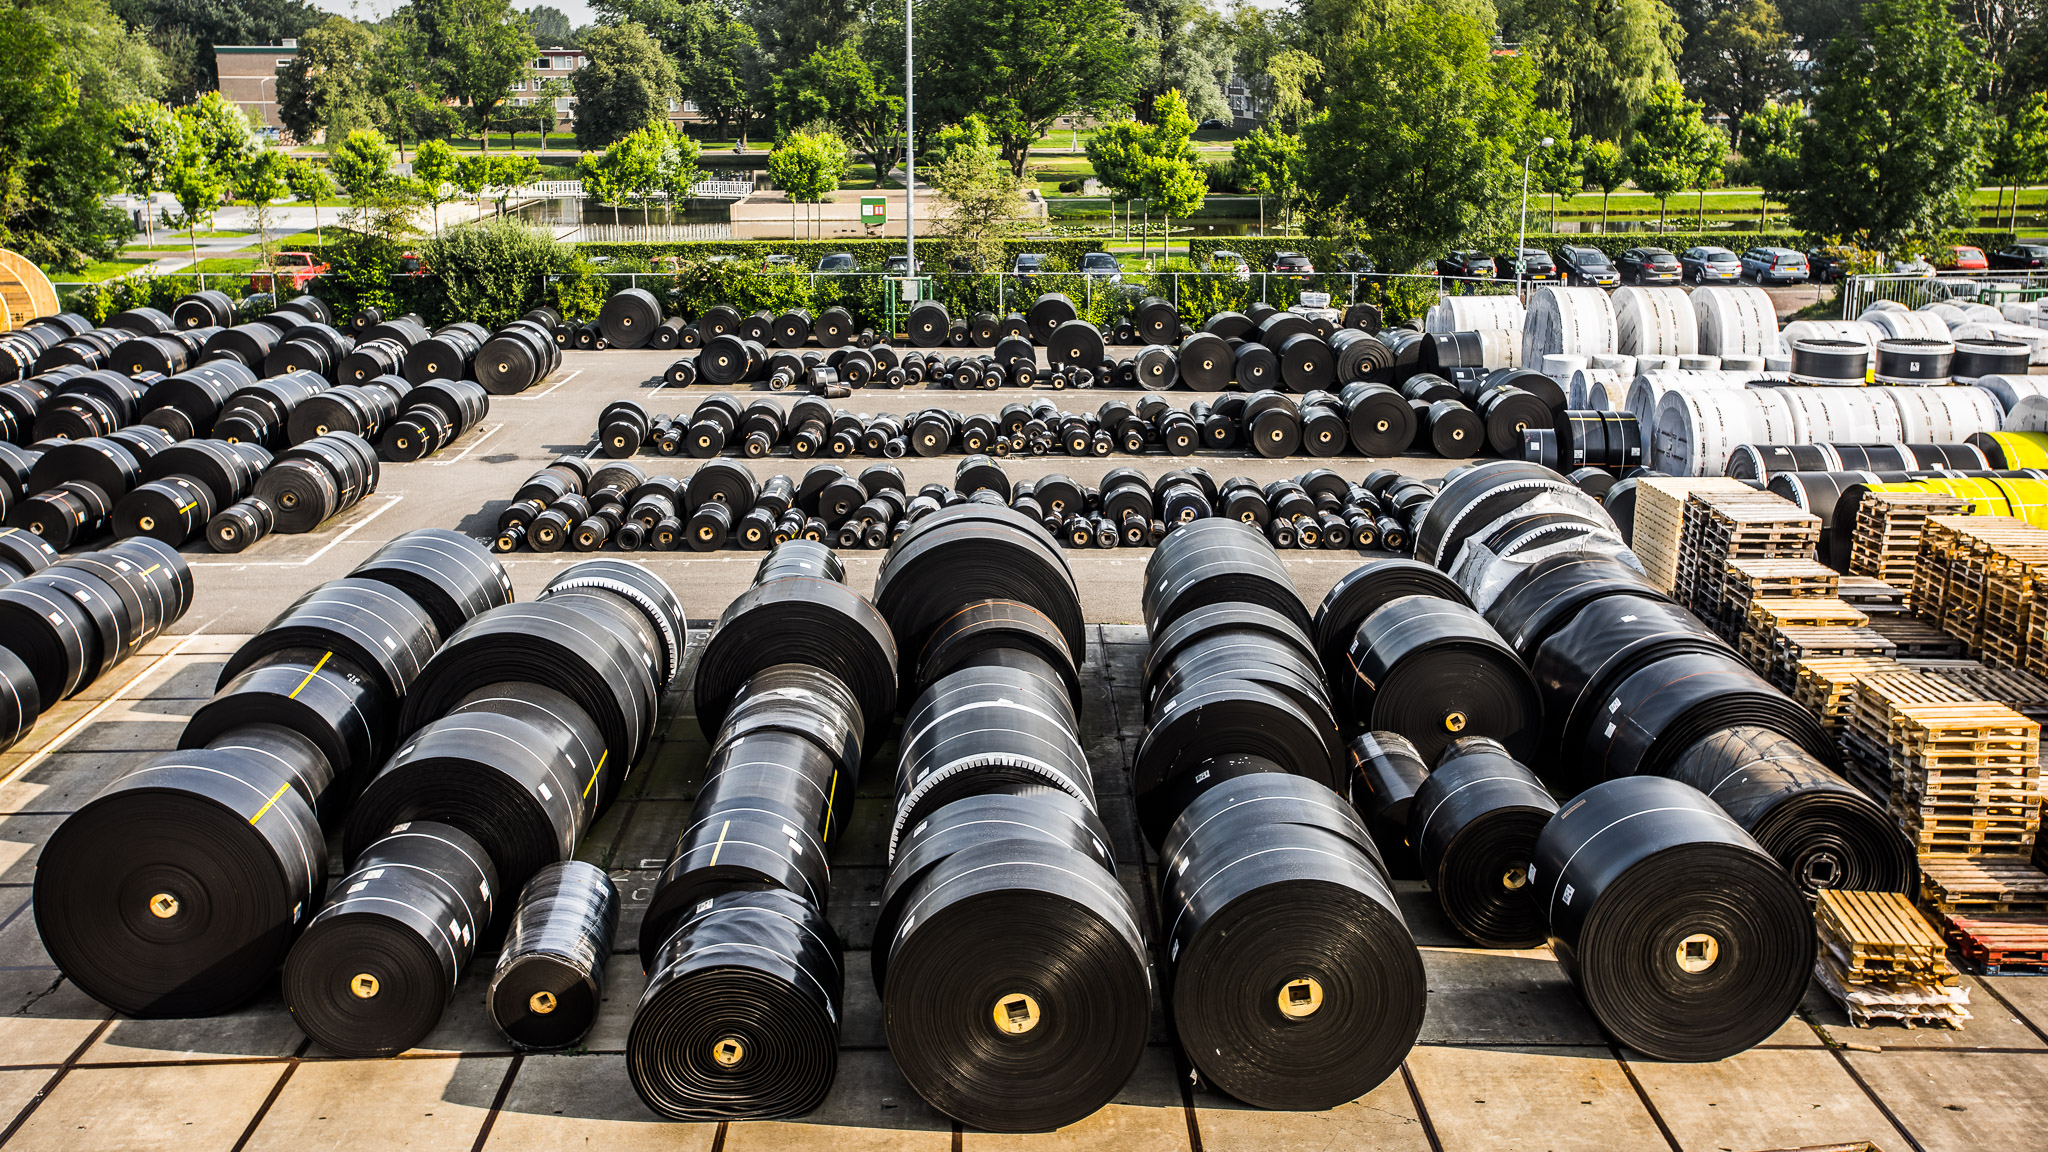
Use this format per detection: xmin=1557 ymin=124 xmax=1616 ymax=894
xmin=1720 ymin=557 xmax=1839 ymax=641
xmin=1813 ymin=889 xmax=1970 ymax=1027
xmin=1912 ymin=662 xmax=2048 ymax=724
xmin=1921 ymin=859 xmax=2048 ymax=974
xmin=1739 ymin=598 xmax=1896 ymax=688
xmin=1839 ymin=574 xmax=1909 ymax=617
xmin=1887 ymin=700 xmax=2039 ymax=858
xmin=1867 ymin=617 xmax=1970 ymax=660
xmin=1849 ymin=490 xmax=1971 ymax=593
xmin=1674 ymin=491 xmax=1822 ymax=622
xmin=1793 ymin=655 xmax=1906 ymax=736
xmin=1913 ymin=516 xmax=2048 ymax=661
xmin=1631 ymin=477 xmax=1759 ymax=593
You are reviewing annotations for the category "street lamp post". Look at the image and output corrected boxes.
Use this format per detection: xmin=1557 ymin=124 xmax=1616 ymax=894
xmin=904 ymin=0 xmax=915 ymax=292
xmin=1517 ymin=136 xmax=1554 ymax=299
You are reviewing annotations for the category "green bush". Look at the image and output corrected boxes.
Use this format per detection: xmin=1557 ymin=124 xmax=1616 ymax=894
xmin=62 ymin=272 xmax=202 ymax=324
xmin=422 ymin=220 xmax=566 ymax=327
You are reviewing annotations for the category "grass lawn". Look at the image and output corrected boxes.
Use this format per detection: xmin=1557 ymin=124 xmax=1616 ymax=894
xmin=122 ymin=243 xmax=198 ymax=253
xmin=185 ymin=257 xmax=262 ymax=275
xmin=41 ymin=257 xmax=154 ymax=283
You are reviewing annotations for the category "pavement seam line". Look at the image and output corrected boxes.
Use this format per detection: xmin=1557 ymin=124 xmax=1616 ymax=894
xmin=228 ymin=1038 xmax=310 ymax=1152
xmin=1398 ymin=1061 xmax=1445 ymax=1152
xmin=1966 ymin=977 xmax=2048 ymax=1046
xmin=468 ymin=1051 xmax=523 ymax=1152
xmin=1608 ymin=1044 xmax=1683 ymax=1152
xmin=0 ymin=1015 xmax=113 ymax=1147
xmin=1823 ymin=1042 xmax=1929 ymax=1152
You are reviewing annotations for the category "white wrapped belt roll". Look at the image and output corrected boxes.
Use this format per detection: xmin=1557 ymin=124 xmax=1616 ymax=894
xmin=1612 ymin=286 xmax=1698 ymax=357
xmin=1678 ymin=354 xmax=1722 ymax=370
xmin=1860 ymin=308 xmax=1950 ymax=342
xmin=2007 ymin=395 xmax=2048 ymax=432
xmin=1653 ymin=383 xmax=1800 ymax=476
xmin=1626 ymin=369 xmax=1759 ymax=436
xmin=1876 ymin=385 xmax=2004 ymax=442
xmin=1570 ymin=368 xmax=1628 ymax=410
xmin=1522 ymin=286 xmax=1617 ymax=366
xmin=1765 ymin=386 xmax=1905 ymax=444
xmin=1692 ymin=286 xmax=1780 ymax=358
xmin=1976 ymin=373 xmax=2048 ymax=414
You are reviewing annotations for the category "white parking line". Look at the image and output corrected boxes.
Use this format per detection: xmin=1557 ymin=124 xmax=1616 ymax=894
xmin=431 ymin=422 xmax=501 ymax=465
xmin=509 ymin=368 xmax=581 ymax=399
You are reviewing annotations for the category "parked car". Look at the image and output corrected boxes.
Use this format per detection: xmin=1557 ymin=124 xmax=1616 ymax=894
xmin=1615 ymin=246 xmax=1681 ymax=284
xmin=1937 ymin=245 xmax=1989 ymax=271
xmin=762 ymin=254 xmax=798 ymax=271
xmin=1740 ymin=246 xmax=1810 ymax=285
xmin=1436 ymin=250 xmax=1496 ymax=280
xmin=1198 ymin=118 xmax=1228 ymax=130
xmin=1991 ymin=243 xmax=2048 ymax=270
xmin=880 ymin=254 xmax=921 ymax=275
xmin=249 ymin=251 xmax=328 ymax=293
xmin=1269 ymin=251 xmax=1314 ymax=278
xmin=1557 ymin=245 xmax=1619 ymax=287
xmin=1339 ymin=250 xmax=1376 ymax=275
xmin=1208 ymin=250 xmax=1250 ymax=280
xmin=1891 ymin=254 xmax=1936 ymax=277
xmin=815 ymin=252 xmax=856 ymax=273
xmin=1805 ymin=247 xmax=1851 ymax=283
xmin=1080 ymin=251 xmax=1122 ymax=282
xmin=394 ymin=252 xmax=430 ymax=279
xmin=1679 ymin=246 xmax=1742 ymax=284
xmin=1012 ymin=253 xmax=1047 ymax=277
xmin=1494 ymin=248 xmax=1560 ymax=282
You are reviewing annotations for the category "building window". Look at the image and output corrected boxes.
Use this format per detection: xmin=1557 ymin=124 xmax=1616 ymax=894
xmin=535 ymin=57 xmax=549 ymax=68
xmin=277 ymin=59 xmax=292 ymax=67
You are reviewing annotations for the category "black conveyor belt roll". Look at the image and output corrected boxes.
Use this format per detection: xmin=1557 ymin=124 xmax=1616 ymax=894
xmin=694 ymin=568 xmax=896 ymax=742
xmin=1143 ymin=518 xmax=1313 ymax=637
xmin=348 ymin=529 xmax=512 ymax=638
xmin=1532 ymin=776 xmax=1812 ymax=1061
xmin=1312 ymin=557 xmax=1469 ymax=675
xmin=1482 ymin=551 xmax=1663 ymax=662
xmin=914 ymin=598 xmax=1080 ymax=708
xmin=1658 ymin=726 xmax=1912 ymax=898
xmin=1530 ymin=592 xmax=1731 ymax=757
xmin=219 ymin=578 xmax=439 ymax=701
xmin=1579 ymin=650 xmax=1838 ymax=787
xmin=874 ymin=503 xmax=1084 ymax=670
xmin=181 ymin=647 xmax=388 ymax=784
xmin=1349 ymin=731 xmax=1428 ymax=879
xmin=1339 ymin=595 xmax=1541 ymax=763
xmin=489 ymin=860 xmax=619 ymax=1049
xmin=629 ymin=889 xmax=844 ymax=1120
xmin=1409 ymin=737 xmax=1558 ymax=948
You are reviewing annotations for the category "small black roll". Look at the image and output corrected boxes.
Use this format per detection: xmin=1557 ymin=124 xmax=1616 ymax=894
xmin=1409 ymin=736 xmax=1558 ymax=948
xmin=489 ymin=860 xmax=619 ymax=1049
xmin=1339 ymin=594 xmax=1541 ymax=764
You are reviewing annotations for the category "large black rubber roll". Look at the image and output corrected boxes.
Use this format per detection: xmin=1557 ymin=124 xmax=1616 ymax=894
xmin=1047 ymin=318 xmax=1104 ymax=370
xmin=1530 ymin=591 xmax=1731 ymax=755
xmin=914 ymin=597 xmax=1080 ymax=708
xmin=142 ymin=439 xmax=267 ymax=510
xmin=1531 ymin=775 xmax=1812 ymax=1062
xmin=489 ymin=860 xmax=618 ymax=1049
xmin=343 ymin=683 xmax=605 ymax=901
xmin=1477 ymin=385 xmax=1554 ymax=456
xmin=35 ymin=744 xmax=327 ymax=1017
xmin=1340 ymin=382 xmax=1413 ymax=454
xmin=1177 ymin=331 xmax=1232 ymax=391
xmin=1422 ymin=398 xmax=1482 ymax=458
xmin=1024 ymin=293 xmax=1078 ymax=344
xmin=1312 ymin=558 xmax=1468 ymax=676
xmin=113 ymin=476 xmax=212 ymax=544
xmin=0 ymin=575 xmax=96 ymax=702
xmin=282 ymin=821 xmax=497 ymax=1057
xmin=599 ymin=288 xmax=665 ymax=348
xmin=1578 ymin=650 xmax=1838 ymax=788
xmin=476 ymin=321 xmax=558 ymax=393
xmin=348 ymin=529 xmax=512 ymax=638
xmin=1412 ymin=460 xmax=1572 ymax=570
xmin=1143 ymin=518 xmax=1312 ymax=637
xmin=221 ymin=578 xmax=439 ymax=702
xmin=182 ymin=646 xmax=386 ymax=784
xmin=874 ymin=503 xmax=1083 ymax=668
xmin=1482 ymin=551 xmax=1663 ymax=662
xmin=1657 ymin=726 xmax=1912 ymax=898
xmin=1409 ymin=736 xmax=1558 ymax=948
xmin=630 ymin=888 xmax=843 ymax=1120
xmin=0 ymin=645 xmax=37 ymax=753
xmin=402 ymin=601 xmax=658 ymax=807
xmin=1142 ymin=601 xmax=1320 ymax=703
xmin=1350 ymin=731 xmax=1428 ymax=876
xmin=538 ymin=559 xmax=685 ymax=687
xmin=1725 ymin=443 xmax=1833 ymax=483
xmin=891 ymin=657 xmax=1093 ymax=856
xmin=1161 ymin=773 xmax=1424 ymax=1111
xmin=906 ymin=299 xmax=950 ymax=348
xmin=694 ymin=571 xmax=897 ymax=741
xmin=880 ymin=833 xmax=1147 ymax=1131
xmin=1136 ymin=675 xmax=1344 ymax=833
xmin=1340 ymin=595 xmax=1540 ymax=763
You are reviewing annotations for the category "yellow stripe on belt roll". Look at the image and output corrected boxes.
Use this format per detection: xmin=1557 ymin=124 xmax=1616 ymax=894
xmin=1987 ymin=431 xmax=2048 ymax=470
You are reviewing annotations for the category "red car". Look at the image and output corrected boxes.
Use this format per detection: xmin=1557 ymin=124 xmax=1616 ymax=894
xmin=1937 ymin=245 xmax=1989 ymax=271
xmin=249 ymin=251 xmax=330 ymax=292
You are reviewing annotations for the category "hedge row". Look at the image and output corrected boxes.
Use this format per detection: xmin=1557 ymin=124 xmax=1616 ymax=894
xmin=1183 ymin=231 xmax=2020 ymax=270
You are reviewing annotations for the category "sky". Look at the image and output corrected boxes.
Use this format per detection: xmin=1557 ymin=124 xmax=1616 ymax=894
xmin=310 ymin=0 xmax=604 ymax=30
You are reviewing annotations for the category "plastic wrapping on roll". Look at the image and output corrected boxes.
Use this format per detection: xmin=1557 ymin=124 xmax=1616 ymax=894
xmin=282 ymin=821 xmax=497 ymax=1057
xmin=880 ymin=835 xmax=1150 ymax=1131
xmin=1658 ymin=726 xmax=1912 ymax=898
xmin=1349 ymin=731 xmax=1428 ymax=875
xmin=490 ymin=860 xmax=619 ymax=1049
xmin=1480 ymin=550 xmax=1665 ymax=662
xmin=1160 ymin=773 xmax=1424 ymax=1110
xmin=1578 ymin=650 xmax=1840 ymax=789
xmin=36 ymin=744 xmax=328 ymax=1017
xmin=348 ymin=529 xmax=512 ymax=637
xmin=1312 ymin=557 xmax=1469 ymax=675
xmin=1532 ymin=776 xmax=1812 ymax=1061
xmin=1339 ymin=595 xmax=1541 ymax=763
xmin=629 ymin=888 xmax=843 ymax=1120
xmin=1409 ymin=737 xmax=1558 ymax=947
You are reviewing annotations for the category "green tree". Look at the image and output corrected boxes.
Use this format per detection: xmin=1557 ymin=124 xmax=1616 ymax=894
xmin=413 ymin=137 xmax=462 ymax=234
xmin=682 ymin=8 xmax=767 ymax=145
xmin=1299 ymin=3 xmax=1534 ymax=271
xmin=422 ymin=217 xmax=563 ymax=323
xmin=1531 ymin=120 xmax=1589 ymax=220
xmin=1625 ymin=83 xmax=1720 ymax=222
xmin=1736 ymin=100 xmax=1801 ymax=228
xmin=117 ymin=102 xmax=184 ymax=245
xmin=365 ymin=11 xmax=453 ymax=159
xmin=485 ymin=153 xmax=540 ymax=215
xmin=651 ymin=122 xmax=703 ymax=222
xmin=766 ymin=130 xmax=845 ymax=239
xmin=1580 ymin=138 xmax=1630 ymax=231
xmin=109 ymin=0 xmax=324 ymax=92
xmin=1684 ymin=0 xmax=1796 ymax=149
xmin=329 ymin=128 xmax=395 ymax=203
xmin=774 ymin=42 xmax=905 ymax=183
xmin=179 ymin=90 xmax=259 ymax=174
xmin=275 ymin=16 xmax=378 ymax=145
xmin=918 ymin=0 xmax=1143 ymax=176
xmin=0 ymin=8 xmax=131 ymax=269
xmin=1232 ymin=122 xmax=1303 ymax=234
xmin=231 ymin=148 xmax=291 ymax=272
xmin=416 ymin=0 xmax=539 ymax=153
xmin=1521 ymin=0 xmax=1682 ymax=139
xmin=282 ymin=155 xmax=334 ymax=242
xmin=928 ymin=121 xmax=1026 ymax=268
xmin=1136 ymin=90 xmax=1207 ymax=259
xmin=1789 ymin=0 xmax=1989 ymax=248
xmin=524 ymin=4 xmax=574 ymax=44
xmin=458 ymin=153 xmax=497 ymax=214
xmin=27 ymin=0 xmax=166 ymax=107
xmin=1129 ymin=0 xmax=1234 ymax=125
xmin=163 ymin=139 xmax=228 ymax=267
xmin=1988 ymin=92 xmax=2048 ymax=231
xmin=572 ymin=20 xmax=680 ymax=149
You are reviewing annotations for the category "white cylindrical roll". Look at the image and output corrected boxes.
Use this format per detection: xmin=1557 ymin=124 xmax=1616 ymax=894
xmin=1635 ymin=354 xmax=1678 ymax=372
xmin=1764 ymin=353 xmax=1792 ymax=374
xmin=2002 ymin=303 xmax=2038 ymax=325
xmin=1590 ymin=375 xmax=1630 ymax=410
xmin=1543 ymin=354 xmax=1589 ymax=396
xmin=1976 ymin=374 xmax=2048 ymax=414
xmin=1860 ymin=308 xmax=1950 ymax=342
xmin=2007 ymin=394 xmax=2048 ymax=432
xmin=1625 ymin=369 xmax=1756 ymax=436
xmin=1984 ymin=322 xmax=2048 ymax=365
xmin=1522 ymin=286 xmax=1618 ymax=366
xmin=1474 ymin=327 xmax=1518 ymax=370
xmin=1865 ymin=299 xmax=1908 ymax=313
xmin=1678 ymin=354 xmax=1722 ymax=370
xmin=1612 ymin=286 xmax=1699 ymax=357
xmin=1878 ymin=385 xmax=2003 ymax=443
xmin=1428 ymin=296 xmax=1525 ymax=334
xmin=1570 ymin=369 xmax=1627 ymax=410
xmin=1692 ymin=286 xmax=1780 ymax=358
xmin=1721 ymin=354 xmax=1765 ymax=372
xmin=1590 ymin=353 xmax=1638 ymax=377
xmin=1652 ymin=385 xmax=1796 ymax=476
xmin=1781 ymin=319 xmax=1882 ymax=352
xmin=1767 ymin=386 xmax=1905 ymax=444
xmin=1922 ymin=302 xmax=1971 ymax=332
xmin=1958 ymin=302 xmax=2004 ymax=326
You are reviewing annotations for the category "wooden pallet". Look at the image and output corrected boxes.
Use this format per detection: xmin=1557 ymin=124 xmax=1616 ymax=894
xmin=1839 ymin=574 xmax=1907 ymax=613
xmin=1936 ymin=911 xmax=2048 ymax=973
xmin=1793 ymin=655 xmax=1907 ymax=733
xmin=1865 ymin=616 xmax=1969 ymax=660
xmin=1909 ymin=662 xmax=2048 ymax=723
xmin=1920 ymin=857 xmax=2048 ymax=914
xmin=1850 ymin=491 xmax=1971 ymax=589
xmin=1631 ymin=478 xmax=1757 ymax=592
xmin=1816 ymin=889 xmax=1947 ymax=977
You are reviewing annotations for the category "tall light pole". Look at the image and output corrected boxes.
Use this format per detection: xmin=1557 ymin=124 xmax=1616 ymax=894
xmin=904 ymin=0 xmax=915 ymax=291
xmin=1518 ymin=136 xmax=1554 ymax=298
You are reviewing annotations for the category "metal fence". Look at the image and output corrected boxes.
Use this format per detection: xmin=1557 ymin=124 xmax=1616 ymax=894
xmin=575 ymin=222 xmax=735 ymax=242
xmin=1841 ymin=270 xmax=2048 ymax=317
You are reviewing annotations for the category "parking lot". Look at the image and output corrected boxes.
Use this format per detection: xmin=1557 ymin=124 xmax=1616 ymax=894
xmin=2 ymin=348 xmax=2046 ymax=1151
